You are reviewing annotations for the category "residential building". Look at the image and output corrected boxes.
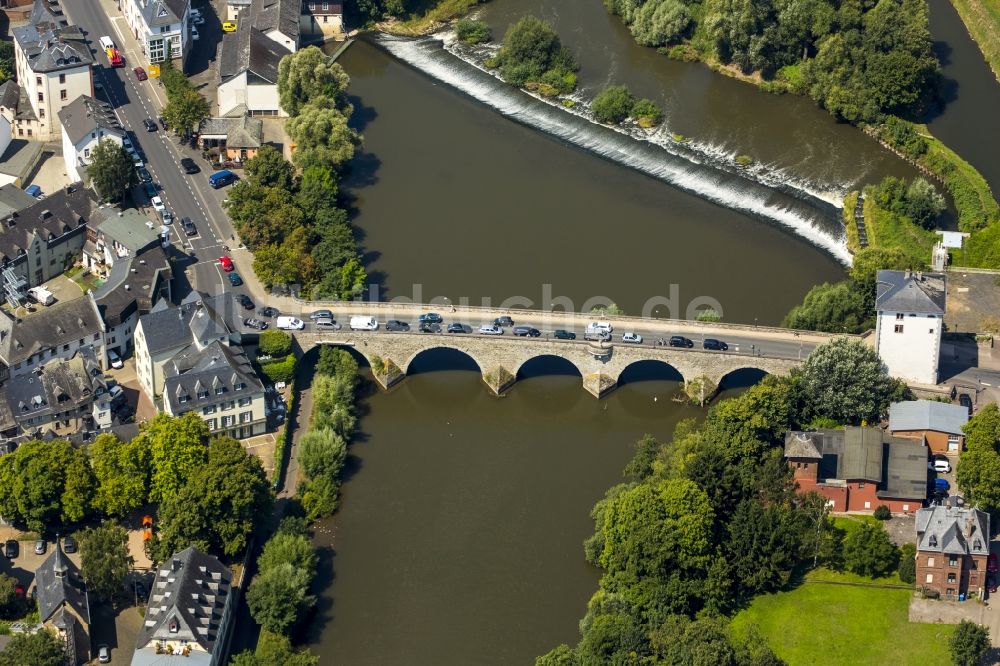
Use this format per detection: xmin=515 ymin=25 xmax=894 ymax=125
xmin=784 ymin=427 xmax=928 ymax=514
xmin=252 ymin=0 xmax=300 ymax=51
xmin=0 ymin=291 xmax=107 ymax=382
xmin=915 ymin=502 xmax=989 ymax=599
xmin=11 ymin=6 xmax=93 ymax=141
xmin=0 ymin=80 xmax=20 ymax=135
xmin=225 ymin=0 xmax=250 ymax=21
xmin=875 ymin=270 xmax=946 ymax=386
xmin=33 ymin=541 xmax=91 ymax=665
xmin=58 ymin=95 xmax=125 ymax=183
xmin=0 ymin=113 xmax=10 ymax=157
xmin=163 ymin=341 xmax=267 ymax=439
xmin=301 ymin=0 xmax=343 ymax=41
xmin=217 ymin=15 xmax=287 ymax=117
xmin=0 ymin=183 xmax=37 ymax=219
xmin=198 ymin=115 xmax=264 ymax=162
xmin=889 ymin=399 xmax=970 ymax=456
xmin=5 ymin=347 xmax=112 ymax=435
xmin=123 ymin=0 xmax=191 ymax=67
xmin=0 ymin=184 xmax=97 ymax=303
xmin=131 ymin=547 xmax=234 ymax=666
xmin=0 ymin=105 xmax=46 ymax=186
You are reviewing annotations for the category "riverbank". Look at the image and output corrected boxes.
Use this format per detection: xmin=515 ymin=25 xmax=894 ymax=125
xmin=378 ymin=0 xmax=483 ymax=36
xmin=947 ymin=0 xmax=1000 ymax=82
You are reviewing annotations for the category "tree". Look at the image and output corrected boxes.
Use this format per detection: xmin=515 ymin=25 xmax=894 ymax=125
xmin=287 ymin=104 xmax=360 ymax=171
xmin=950 ymin=620 xmax=990 ymax=666
xmin=299 ymin=428 xmax=347 ymax=482
xmin=0 ymin=439 xmax=92 ymax=531
xmin=259 ymin=329 xmax=293 ymax=357
xmin=246 ymin=145 xmax=295 ymax=189
xmin=88 ymin=433 xmax=150 ymax=517
xmin=80 ymin=523 xmax=134 ymax=601
xmin=456 ymin=18 xmax=492 ymax=44
xmin=842 ymin=522 xmax=898 ymax=578
xmin=0 ymin=573 xmax=18 ymax=618
xmin=591 ymin=85 xmax=635 ymax=124
xmin=535 ymin=644 xmax=577 ymax=666
xmin=956 ymin=404 xmax=1000 ymax=516
xmin=316 ymin=346 xmax=359 ymax=380
xmin=781 ymin=281 xmax=871 ymax=333
xmin=897 ymin=542 xmax=916 ymax=584
xmin=277 ymin=46 xmax=352 ymax=117
xmin=0 ymin=630 xmax=65 ymax=666
xmin=88 ymin=139 xmax=137 ymax=202
xmin=496 ymin=16 xmax=578 ymax=90
xmin=629 ymin=0 xmax=693 ymax=47
xmin=231 ymin=630 xmax=319 ymax=666
xmin=905 ymin=177 xmax=946 ymax=229
xmin=649 ymin=615 xmax=740 ymax=666
xmin=163 ymin=88 xmax=210 ymax=137
xmin=0 ymin=41 xmax=13 ymax=85
xmin=800 ymin=337 xmax=906 ymax=424
xmin=246 ymin=562 xmax=315 ymax=634
xmin=140 ymin=413 xmax=209 ymax=505
xmin=296 ymin=165 xmax=339 ymax=213
xmin=256 ymin=532 xmax=318 ymax=578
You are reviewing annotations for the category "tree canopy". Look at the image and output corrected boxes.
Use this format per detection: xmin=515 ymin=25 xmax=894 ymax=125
xmin=89 ymin=139 xmax=137 ymax=202
xmin=0 ymin=630 xmax=65 ymax=666
xmin=140 ymin=413 xmax=210 ymax=505
xmin=88 ymin=433 xmax=150 ymax=517
xmin=495 ymin=16 xmax=579 ymax=93
xmin=277 ymin=46 xmax=352 ymax=117
xmin=956 ymin=404 xmax=1000 ymax=517
xmin=950 ymin=620 xmax=991 ymax=666
xmin=80 ymin=522 xmax=134 ymax=601
xmin=0 ymin=438 xmax=94 ymax=531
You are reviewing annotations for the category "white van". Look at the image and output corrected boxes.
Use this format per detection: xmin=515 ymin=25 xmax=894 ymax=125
xmin=98 ymin=36 xmax=115 ymax=50
xmin=588 ymin=321 xmax=613 ymax=333
xmin=350 ymin=316 xmax=378 ymax=331
xmin=27 ymin=286 xmax=54 ymax=305
xmin=276 ymin=316 xmax=304 ymax=330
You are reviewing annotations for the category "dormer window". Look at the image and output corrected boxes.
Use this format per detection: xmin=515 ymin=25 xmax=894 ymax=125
xmin=197 ymin=390 xmax=209 ymax=400
xmin=234 ymin=382 xmax=246 ymax=391
xmin=169 ymin=618 xmax=179 ymax=633
xmin=178 ymin=394 xmax=190 ymax=404
xmin=215 ymin=387 xmax=225 ymax=395
xmin=929 ymin=534 xmax=938 ymax=547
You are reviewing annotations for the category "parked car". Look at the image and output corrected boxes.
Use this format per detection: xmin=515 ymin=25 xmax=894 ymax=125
xmin=621 ymin=332 xmax=643 ymax=343
xmin=218 ymin=256 xmax=234 ymax=271
xmin=553 ymin=329 xmax=576 ymax=340
xmin=669 ymin=335 xmax=694 ymax=348
xmin=133 ymin=66 xmax=147 ymax=81
xmin=108 ymin=349 xmax=123 ymax=369
xmin=181 ymin=217 xmax=197 ymax=236
xmin=990 ymin=554 xmax=999 ymax=573
xmin=244 ymin=317 xmax=267 ymax=330
xmin=180 ymin=157 xmax=200 ymax=174
xmin=190 ymin=26 xmax=200 ymax=40
xmin=928 ymin=458 xmax=951 ymax=473
xmin=137 ymin=167 xmax=152 ymax=183
xmin=143 ymin=118 xmax=157 ymax=131
xmin=62 ymin=536 xmax=77 ymax=554
xmin=419 ymin=322 xmax=441 ymax=333
xmin=419 ymin=312 xmax=443 ymax=324
xmin=97 ymin=645 xmax=110 ymax=664
xmin=276 ymin=317 xmax=305 ymax=330
xmin=259 ymin=307 xmax=279 ymax=318
xmin=161 ymin=211 xmax=173 ymax=225
xmin=222 ymin=21 xmax=237 ymax=31
xmin=479 ymin=324 xmax=503 ymax=336
xmin=959 ymin=393 xmax=973 ymax=417
xmin=310 ymin=309 xmax=333 ymax=320
xmin=151 ymin=196 xmax=165 ymax=213
xmin=24 ymin=184 xmax=42 ymax=198
xmin=513 ymin=326 xmax=540 ymax=337
xmin=192 ymin=14 xmax=205 ymax=25
xmin=34 ymin=540 xmax=46 ymax=555
xmin=385 ymin=320 xmax=409 ymax=331
xmin=4 ymin=539 xmax=18 ymax=558
xmin=143 ymin=182 xmax=157 ymax=198
xmin=313 ymin=317 xmax=340 ymax=329
xmin=933 ymin=478 xmax=950 ymax=494
xmin=228 ymin=272 xmax=243 ymax=286
xmin=495 ymin=316 xmax=514 ymax=327
xmin=703 ymin=338 xmax=728 ymax=351
xmin=108 ymin=384 xmax=125 ymax=404
xmin=237 ymin=294 xmax=255 ymax=310
xmin=447 ymin=323 xmax=471 ymax=334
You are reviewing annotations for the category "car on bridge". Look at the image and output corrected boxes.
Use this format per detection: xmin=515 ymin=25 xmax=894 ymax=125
xmin=244 ymin=317 xmax=268 ymax=330
xmin=513 ymin=326 xmax=540 ymax=337
xmin=314 ymin=317 xmax=340 ymax=330
xmin=419 ymin=322 xmax=441 ymax=333
xmin=447 ymin=323 xmax=471 ymax=334
xmin=479 ymin=324 xmax=503 ymax=336
xmin=219 ymin=256 xmax=234 ymax=272
xmin=277 ymin=317 xmax=305 ymax=330
xmin=703 ymin=338 xmax=728 ymax=351
xmin=669 ymin=336 xmax=694 ymax=348
xmin=554 ymin=329 xmax=576 ymax=340
xmin=386 ymin=320 xmax=409 ymax=331
xmin=621 ymin=332 xmax=642 ymax=344
xmin=228 ymin=273 xmax=243 ymax=287
xmin=310 ymin=309 xmax=333 ymax=320
xmin=419 ymin=312 xmax=443 ymax=324
xmin=495 ymin=316 xmax=514 ymax=327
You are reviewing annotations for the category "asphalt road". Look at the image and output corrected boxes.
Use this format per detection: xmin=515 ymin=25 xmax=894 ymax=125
xmin=64 ymin=0 xmax=247 ymax=305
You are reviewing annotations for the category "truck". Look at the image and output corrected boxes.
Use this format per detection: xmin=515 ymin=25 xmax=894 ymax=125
xmin=27 ymin=286 xmax=54 ymax=306
xmin=106 ymin=46 xmax=124 ymax=67
xmin=276 ymin=316 xmax=304 ymax=330
xmin=584 ymin=322 xmax=612 ymax=342
xmin=349 ymin=316 xmax=378 ymax=331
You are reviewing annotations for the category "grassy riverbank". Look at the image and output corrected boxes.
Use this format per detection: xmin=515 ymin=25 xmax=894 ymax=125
xmin=948 ymin=0 xmax=1000 ymax=82
xmin=379 ymin=0 xmax=482 ymax=36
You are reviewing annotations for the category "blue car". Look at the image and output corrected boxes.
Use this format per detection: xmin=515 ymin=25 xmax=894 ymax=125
xmin=25 ymin=184 xmax=42 ymax=198
xmin=228 ymin=272 xmax=243 ymax=286
xmin=934 ymin=478 xmax=950 ymax=493
xmin=419 ymin=312 xmax=443 ymax=324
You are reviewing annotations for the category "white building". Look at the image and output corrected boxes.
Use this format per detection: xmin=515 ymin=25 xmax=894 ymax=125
xmin=217 ymin=20 xmax=288 ymax=117
xmin=301 ymin=0 xmax=344 ymax=41
xmin=252 ymin=0 xmax=300 ymax=52
xmin=11 ymin=16 xmax=94 ymax=141
xmin=875 ymin=270 xmax=946 ymax=386
xmin=58 ymin=96 xmax=125 ymax=182
xmin=123 ymin=0 xmax=190 ymax=67
xmin=0 ymin=114 xmax=11 ymax=158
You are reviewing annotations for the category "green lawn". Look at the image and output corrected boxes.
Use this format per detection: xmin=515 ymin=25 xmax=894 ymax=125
xmin=949 ymin=0 xmax=1000 ymax=83
xmin=731 ymin=568 xmax=955 ymax=666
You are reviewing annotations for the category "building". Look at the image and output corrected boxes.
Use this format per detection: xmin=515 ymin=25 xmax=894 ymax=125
xmin=0 ymin=183 xmax=37 ymax=219
xmin=198 ymin=115 xmax=264 ymax=162
xmin=33 ymin=541 xmax=91 ymax=665
xmin=252 ymin=0 xmax=300 ymax=52
xmin=217 ymin=17 xmax=288 ymax=117
xmin=162 ymin=341 xmax=267 ymax=439
xmin=300 ymin=0 xmax=343 ymax=41
xmin=58 ymin=96 xmax=125 ymax=183
xmin=875 ymin=270 xmax=946 ymax=386
xmin=123 ymin=0 xmax=191 ymax=67
xmin=0 ymin=184 xmax=98 ymax=304
xmin=784 ymin=427 xmax=928 ymax=514
xmin=4 ymin=348 xmax=112 ymax=435
xmin=915 ymin=503 xmax=989 ymax=599
xmin=131 ymin=547 xmax=234 ymax=666
xmin=0 ymin=291 xmax=107 ymax=381
xmin=11 ymin=6 xmax=93 ymax=141
xmin=889 ymin=400 xmax=970 ymax=456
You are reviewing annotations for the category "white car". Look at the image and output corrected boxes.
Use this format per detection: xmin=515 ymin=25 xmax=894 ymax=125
xmin=928 ymin=458 xmax=952 ymax=473
xmin=151 ymin=196 xmax=165 ymax=212
xmin=192 ymin=14 xmax=205 ymax=24
xmin=108 ymin=350 xmax=124 ymax=369
xmin=134 ymin=157 xmax=144 ymax=169
xmin=479 ymin=324 xmax=503 ymax=336
xmin=98 ymin=644 xmax=110 ymax=663
xmin=621 ymin=332 xmax=643 ymax=344
xmin=588 ymin=321 xmax=614 ymax=334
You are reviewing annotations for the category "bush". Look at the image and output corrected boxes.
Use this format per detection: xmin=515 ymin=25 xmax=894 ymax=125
xmin=258 ymin=330 xmax=293 ymax=358
xmin=455 ymin=18 xmax=491 ymax=44
xmin=260 ymin=354 xmax=296 ymax=384
xmin=842 ymin=522 xmax=898 ymax=578
xmin=496 ymin=16 xmax=578 ymax=90
xmin=591 ymin=85 xmax=635 ymax=124
xmin=951 ymin=620 xmax=990 ymax=666
xmin=630 ymin=98 xmax=664 ymax=127
xmin=872 ymin=505 xmax=891 ymax=520
xmin=898 ymin=543 xmax=916 ymax=584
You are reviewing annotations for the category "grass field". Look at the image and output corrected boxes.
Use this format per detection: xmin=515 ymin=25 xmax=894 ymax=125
xmin=731 ymin=567 xmax=955 ymax=665
xmin=860 ymin=195 xmax=938 ymax=267
xmin=949 ymin=0 xmax=1000 ymax=82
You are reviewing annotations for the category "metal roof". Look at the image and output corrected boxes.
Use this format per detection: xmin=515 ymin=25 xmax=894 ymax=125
xmin=889 ymin=400 xmax=969 ymax=436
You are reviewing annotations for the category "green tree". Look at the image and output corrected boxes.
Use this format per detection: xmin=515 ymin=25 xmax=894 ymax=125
xmin=313 ymin=255 xmax=367 ymax=301
xmin=256 ymin=532 xmax=318 ymax=578
xmin=800 ymin=337 xmax=906 ymax=424
xmin=905 ymin=177 xmax=946 ymax=229
xmin=246 ymin=563 xmax=315 ymax=634
xmin=0 ymin=41 xmax=13 ymax=85
xmin=591 ymin=85 xmax=635 ymax=124
xmin=897 ymin=542 xmax=916 ymax=584
xmin=259 ymin=329 xmax=293 ymax=357
xmin=456 ymin=18 xmax=492 ymax=44
xmin=781 ymin=281 xmax=871 ymax=333
xmin=141 ymin=413 xmax=209 ymax=505
xmin=231 ymin=630 xmax=319 ymax=666
xmin=0 ymin=573 xmax=18 ymax=618
xmin=277 ymin=46 xmax=352 ymax=117
xmin=0 ymin=630 xmax=65 ymax=666
xmin=956 ymin=404 xmax=1000 ymax=516
xmin=950 ymin=620 xmax=990 ymax=666
xmin=163 ymin=88 xmax=210 ymax=137
xmin=296 ymin=165 xmax=339 ymax=213
xmin=649 ymin=615 xmax=740 ymax=666
xmin=80 ymin=523 xmax=134 ymax=601
xmin=287 ymin=104 xmax=360 ymax=171
xmin=496 ymin=16 xmax=578 ymax=89
xmin=842 ymin=522 xmax=898 ymax=578
xmin=0 ymin=439 xmax=92 ymax=531
xmin=88 ymin=433 xmax=150 ymax=517
xmin=88 ymin=139 xmax=137 ymax=202
xmin=299 ymin=428 xmax=347 ymax=482
xmin=316 ymin=346 xmax=359 ymax=380
xmin=246 ymin=145 xmax=295 ymax=189
xmin=629 ymin=0 xmax=693 ymax=47
xmin=535 ymin=644 xmax=577 ymax=666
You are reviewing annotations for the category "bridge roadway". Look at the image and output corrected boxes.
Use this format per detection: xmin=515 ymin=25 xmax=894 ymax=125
xmin=287 ymin=303 xmax=856 ymax=397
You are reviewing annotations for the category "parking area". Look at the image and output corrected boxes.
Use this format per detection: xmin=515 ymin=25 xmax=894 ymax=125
xmin=0 ymin=535 xmax=82 ymax=590
xmin=25 ymin=153 xmax=71 ymax=195
xmin=946 ymin=271 xmax=1000 ymax=335
xmin=89 ymin=602 xmax=143 ymax=665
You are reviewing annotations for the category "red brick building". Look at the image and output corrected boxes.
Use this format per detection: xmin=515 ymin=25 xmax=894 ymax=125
xmin=889 ymin=399 xmax=969 ymax=456
xmin=915 ymin=503 xmax=989 ymax=599
xmin=784 ymin=428 xmax=927 ymax=514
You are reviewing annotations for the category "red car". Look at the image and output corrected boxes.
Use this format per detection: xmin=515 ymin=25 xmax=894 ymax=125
xmin=218 ymin=256 xmax=234 ymax=272
xmin=133 ymin=66 xmax=147 ymax=81
xmin=988 ymin=553 xmax=998 ymax=573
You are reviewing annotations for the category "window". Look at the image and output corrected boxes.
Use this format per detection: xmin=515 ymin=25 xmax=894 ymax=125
xmin=238 ymin=397 xmax=252 ymax=407
xmin=17 ymin=129 xmax=22 ymax=136
xmin=949 ymin=555 xmax=958 ymax=567
xmin=222 ymin=415 xmax=234 ymax=427
xmin=925 ymin=573 xmax=934 ymax=583
xmin=60 ymin=89 xmax=67 ymax=100
xmin=894 ymin=324 xmax=904 ymax=333
xmin=37 ymin=92 xmax=43 ymax=102
xmin=947 ymin=573 xmax=956 ymax=583
xmin=197 ymin=390 xmax=209 ymax=399
xmin=240 ymin=411 xmax=252 ymax=423
xmin=94 ymin=333 xmax=100 ymax=341
xmin=39 ymin=109 xmax=44 ymax=118
xmin=206 ymin=418 xmax=217 ymax=430
xmin=62 ymin=344 xmax=69 ymax=351
xmin=235 ymin=382 xmax=246 ymax=391
xmin=202 ymin=405 xmax=216 ymax=415
xmin=947 ymin=588 xmax=955 ymax=597
xmin=35 ymin=76 xmax=41 ymax=86
xmin=26 ymin=129 xmax=31 ymax=137
xmin=902 ymin=504 xmax=910 ymax=511
xmin=929 ymin=329 xmax=934 ymax=334
xmin=84 ymin=148 xmax=90 ymax=158
xmin=309 ymin=2 xmax=315 ymax=8
xmin=215 ymin=386 xmax=226 ymax=395
xmin=927 ymin=557 xmax=935 ymax=567
xmin=858 ymin=482 xmax=865 ymax=488
xmin=59 ymin=73 xmax=66 ymax=84
xmin=322 ymin=1 xmax=329 ymax=8
xmin=178 ymin=395 xmax=190 ymax=403
xmin=896 ymin=313 xmax=904 ymax=320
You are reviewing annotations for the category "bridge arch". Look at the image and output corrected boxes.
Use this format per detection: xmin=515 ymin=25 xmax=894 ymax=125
xmin=616 ymin=359 xmax=686 ymax=385
xmin=403 ymin=345 xmax=485 ymax=375
xmin=716 ymin=366 xmax=772 ymax=392
xmin=513 ymin=354 xmax=585 ymax=380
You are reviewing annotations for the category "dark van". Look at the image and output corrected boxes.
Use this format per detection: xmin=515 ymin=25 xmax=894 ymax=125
xmin=209 ymin=170 xmax=237 ymax=189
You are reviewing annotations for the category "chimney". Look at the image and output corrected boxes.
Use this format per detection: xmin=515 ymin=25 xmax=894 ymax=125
xmin=172 ymin=558 xmax=182 ymax=572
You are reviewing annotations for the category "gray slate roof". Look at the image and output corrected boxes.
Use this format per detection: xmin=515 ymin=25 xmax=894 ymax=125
xmin=916 ymin=504 xmax=990 ymax=556
xmin=0 ymin=293 xmax=104 ymax=366
xmin=137 ymin=292 xmax=230 ymax=356
xmin=6 ymin=349 xmax=105 ymax=427
xmin=93 ymin=245 xmax=171 ymax=327
xmin=0 ymin=81 xmax=20 ymax=112
xmin=0 ymin=184 xmax=97 ymax=264
xmin=252 ymin=0 xmax=300 ymax=43
xmin=0 ymin=184 xmax=38 ymax=220
xmin=199 ymin=115 xmax=263 ymax=147
xmin=218 ymin=19 xmax=283 ymax=83
xmin=889 ymin=400 xmax=969 ymax=436
xmin=875 ymin=270 xmax=946 ymax=315
xmin=57 ymin=95 xmax=124 ymax=145
xmin=139 ymin=0 xmax=189 ymax=29
xmin=12 ymin=23 xmax=93 ymax=74
xmin=30 ymin=0 xmax=69 ymax=27
xmin=34 ymin=542 xmax=90 ymax=625
xmin=163 ymin=341 xmax=262 ymax=414
xmin=136 ymin=547 xmax=232 ymax=654
xmin=878 ymin=436 xmax=930 ymax=500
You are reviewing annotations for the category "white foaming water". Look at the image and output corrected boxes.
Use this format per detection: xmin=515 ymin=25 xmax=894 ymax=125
xmin=376 ymin=35 xmax=852 ymax=265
